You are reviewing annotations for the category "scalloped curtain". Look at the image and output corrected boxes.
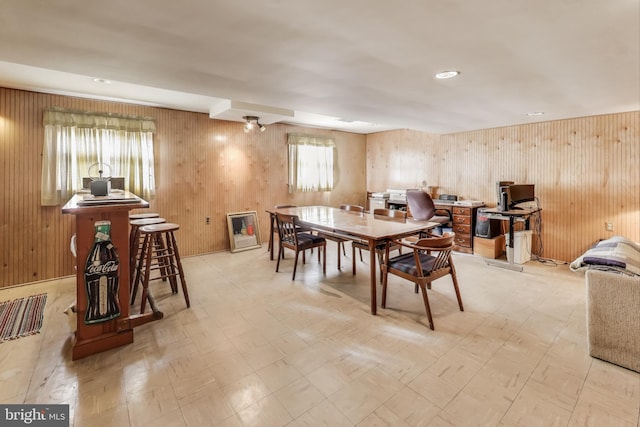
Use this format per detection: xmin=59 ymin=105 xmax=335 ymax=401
xmin=41 ymin=108 xmax=156 ymax=205
xmin=287 ymin=134 xmax=335 ymax=193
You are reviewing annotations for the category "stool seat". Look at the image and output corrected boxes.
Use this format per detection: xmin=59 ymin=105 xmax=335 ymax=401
xmin=130 ymin=217 xmax=166 ymax=227
xmin=139 ymin=223 xmax=180 ymax=234
xmin=129 ymin=212 xmax=160 ymax=220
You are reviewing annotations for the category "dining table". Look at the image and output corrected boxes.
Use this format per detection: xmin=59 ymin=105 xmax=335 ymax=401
xmin=273 ymin=205 xmax=438 ymax=314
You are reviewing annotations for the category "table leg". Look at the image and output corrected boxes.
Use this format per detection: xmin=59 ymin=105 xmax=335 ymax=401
xmin=269 ymin=213 xmax=275 ymax=261
xmin=368 ymin=239 xmax=377 ymax=315
xmin=486 ymin=215 xmax=524 ymax=272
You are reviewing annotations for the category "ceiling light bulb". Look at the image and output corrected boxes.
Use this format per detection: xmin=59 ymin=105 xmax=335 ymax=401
xmin=259 ymin=124 xmax=266 ymax=132
xmin=246 ymin=121 xmax=254 ymax=130
xmin=434 ymin=70 xmax=460 ymax=79
xmin=92 ymin=78 xmax=111 ymax=84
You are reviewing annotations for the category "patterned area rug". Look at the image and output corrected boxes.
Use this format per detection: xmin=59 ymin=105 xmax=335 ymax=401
xmin=0 ymin=293 xmax=47 ymax=342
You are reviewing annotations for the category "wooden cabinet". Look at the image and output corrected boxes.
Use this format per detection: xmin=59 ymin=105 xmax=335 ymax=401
xmin=434 ymin=203 xmax=483 ymax=254
xmin=62 ymin=193 xmax=149 ymax=360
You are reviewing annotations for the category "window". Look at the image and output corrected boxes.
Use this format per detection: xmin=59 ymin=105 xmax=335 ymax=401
xmin=287 ymin=134 xmax=335 ymax=193
xmin=41 ymin=108 xmax=156 ymax=205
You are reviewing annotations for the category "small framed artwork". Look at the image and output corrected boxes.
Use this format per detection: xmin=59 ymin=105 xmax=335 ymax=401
xmin=226 ymin=211 xmax=261 ymax=253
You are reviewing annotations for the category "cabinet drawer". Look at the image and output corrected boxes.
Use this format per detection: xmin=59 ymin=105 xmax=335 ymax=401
xmin=454 ymin=235 xmax=472 ymax=247
xmin=453 ymin=224 xmax=470 ymax=236
xmin=453 ymin=214 xmax=472 ymax=225
xmin=453 ymin=207 xmax=471 ymax=215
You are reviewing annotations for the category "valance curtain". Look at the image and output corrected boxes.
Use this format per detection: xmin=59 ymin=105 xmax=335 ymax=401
xmin=41 ymin=108 xmax=156 ymax=205
xmin=287 ymin=134 xmax=335 ymax=193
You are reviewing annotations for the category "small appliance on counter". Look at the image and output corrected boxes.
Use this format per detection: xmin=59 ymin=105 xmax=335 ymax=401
xmin=386 ymin=188 xmax=408 ymax=203
xmin=436 ymin=194 xmax=458 ymax=205
xmin=369 ymin=191 xmax=389 ymax=211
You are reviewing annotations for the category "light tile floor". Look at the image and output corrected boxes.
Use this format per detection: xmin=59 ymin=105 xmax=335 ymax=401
xmin=1 ymin=244 xmax=639 ymax=427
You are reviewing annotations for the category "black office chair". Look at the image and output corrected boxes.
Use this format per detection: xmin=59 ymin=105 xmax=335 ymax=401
xmin=406 ymin=189 xmax=453 ymax=229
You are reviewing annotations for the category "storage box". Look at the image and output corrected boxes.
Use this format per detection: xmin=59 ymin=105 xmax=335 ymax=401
xmin=474 ymin=235 xmax=505 ymax=259
xmin=505 ymin=230 xmax=533 ymax=264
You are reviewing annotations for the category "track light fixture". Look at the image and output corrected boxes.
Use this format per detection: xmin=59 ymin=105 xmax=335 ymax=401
xmin=243 ymin=116 xmax=266 ymax=133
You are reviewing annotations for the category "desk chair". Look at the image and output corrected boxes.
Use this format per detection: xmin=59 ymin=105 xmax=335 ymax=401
xmin=381 ymin=232 xmax=463 ymax=330
xmin=275 ymin=213 xmax=326 ymax=280
xmin=318 ymin=204 xmax=364 ymax=269
xmin=352 ymin=208 xmax=405 ymax=279
xmin=406 ymin=189 xmax=453 ymax=229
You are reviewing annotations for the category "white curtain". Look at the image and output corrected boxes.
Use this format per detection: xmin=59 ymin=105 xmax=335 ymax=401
xmin=41 ymin=108 xmax=156 ymax=205
xmin=287 ymin=134 xmax=335 ymax=193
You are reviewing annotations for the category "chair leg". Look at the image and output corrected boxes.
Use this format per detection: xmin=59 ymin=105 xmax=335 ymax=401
xmin=381 ymin=268 xmax=388 ymax=308
xmin=418 ymin=284 xmax=435 ymax=330
xmin=276 ymin=246 xmax=283 ymax=272
xmin=415 ymin=284 xmax=419 ymax=294
xmin=450 ymin=263 xmax=464 ymax=311
xmin=336 ymin=243 xmax=342 ymax=269
xmin=292 ymin=251 xmax=300 ymax=280
xmin=322 ymin=244 xmax=326 ymax=275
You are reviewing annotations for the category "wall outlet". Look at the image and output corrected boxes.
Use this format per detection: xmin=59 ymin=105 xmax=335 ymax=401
xmin=205 ymin=216 xmax=210 ymax=225
xmin=605 ymin=222 xmax=613 ymax=232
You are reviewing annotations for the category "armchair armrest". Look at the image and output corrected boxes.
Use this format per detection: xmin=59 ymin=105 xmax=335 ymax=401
xmin=434 ymin=209 xmax=453 ymax=221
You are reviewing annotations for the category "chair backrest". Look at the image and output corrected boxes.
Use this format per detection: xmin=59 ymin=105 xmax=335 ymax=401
xmin=415 ymin=232 xmax=455 ymax=271
xmin=275 ymin=213 xmax=300 ymax=247
xmin=275 ymin=204 xmax=297 ymax=209
xmin=340 ymin=204 xmax=365 ymax=213
xmin=406 ymin=189 xmax=436 ymax=221
xmin=415 ymin=231 xmax=455 ymax=249
xmin=373 ymin=208 xmax=407 ymax=222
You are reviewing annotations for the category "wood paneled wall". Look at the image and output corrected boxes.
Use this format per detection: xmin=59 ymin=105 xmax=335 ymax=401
xmin=0 ymin=87 xmax=366 ymax=288
xmin=367 ymin=112 xmax=640 ymax=262
xmin=1 ymin=85 xmax=637 ymax=287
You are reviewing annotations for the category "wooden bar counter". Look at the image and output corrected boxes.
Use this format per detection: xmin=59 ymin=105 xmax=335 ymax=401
xmin=63 ymin=192 xmax=157 ymax=360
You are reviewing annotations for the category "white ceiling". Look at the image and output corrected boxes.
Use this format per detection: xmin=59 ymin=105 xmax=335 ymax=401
xmin=0 ymin=0 xmax=638 ymax=134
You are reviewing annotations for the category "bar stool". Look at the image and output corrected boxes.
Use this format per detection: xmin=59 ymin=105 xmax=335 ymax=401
xmin=129 ymin=212 xmax=160 ymax=220
xmin=133 ymin=223 xmax=190 ymax=315
xmin=129 ymin=217 xmax=166 ymax=292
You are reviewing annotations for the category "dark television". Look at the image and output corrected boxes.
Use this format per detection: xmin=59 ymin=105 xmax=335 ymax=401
xmin=508 ymin=184 xmax=535 ymax=208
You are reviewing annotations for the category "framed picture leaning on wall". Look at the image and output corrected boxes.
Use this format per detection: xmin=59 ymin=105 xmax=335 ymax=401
xmin=226 ymin=211 xmax=261 ymax=253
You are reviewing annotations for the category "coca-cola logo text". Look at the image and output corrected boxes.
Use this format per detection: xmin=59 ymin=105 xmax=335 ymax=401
xmin=87 ymin=260 xmax=119 ymax=275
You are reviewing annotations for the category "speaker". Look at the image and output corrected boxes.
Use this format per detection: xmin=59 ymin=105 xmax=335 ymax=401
xmin=90 ymin=180 xmax=109 ymax=196
xmin=476 ymin=210 xmax=502 ymax=238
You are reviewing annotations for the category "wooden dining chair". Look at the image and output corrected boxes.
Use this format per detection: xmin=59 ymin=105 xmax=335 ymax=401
xmin=352 ymin=208 xmax=405 ymax=278
xmin=269 ymin=205 xmax=313 ymax=260
xmin=381 ymin=232 xmax=463 ymax=330
xmin=275 ymin=212 xmax=326 ymax=280
xmin=317 ymin=204 xmax=365 ymax=269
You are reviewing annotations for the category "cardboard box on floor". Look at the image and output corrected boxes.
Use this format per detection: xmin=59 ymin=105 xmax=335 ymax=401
xmin=474 ymin=235 xmax=505 ymax=259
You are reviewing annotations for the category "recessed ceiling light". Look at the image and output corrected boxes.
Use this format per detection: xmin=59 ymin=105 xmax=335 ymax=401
xmin=526 ymin=111 xmax=544 ymax=116
xmin=434 ymin=70 xmax=460 ymax=79
xmin=92 ymin=78 xmax=111 ymax=84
